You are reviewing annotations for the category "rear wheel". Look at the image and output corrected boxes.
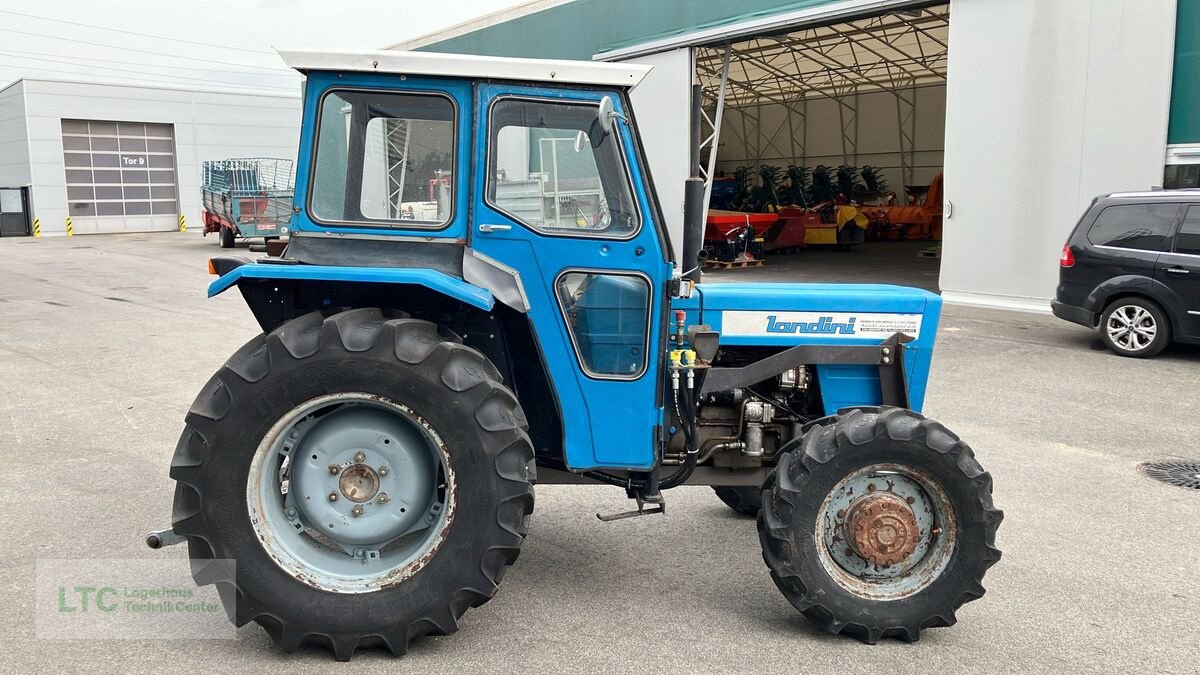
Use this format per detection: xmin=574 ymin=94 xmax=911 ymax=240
xmin=219 ymin=225 xmax=235 ymax=248
xmin=712 ymin=485 xmax=761 ymax=516
xmin=758 ymin=407 xmax=1002 ymax=643
xmin=1099 ymin=297 xmax=1170 ymax=357
xmin=169 ymin=309 xmax=535 ymax=660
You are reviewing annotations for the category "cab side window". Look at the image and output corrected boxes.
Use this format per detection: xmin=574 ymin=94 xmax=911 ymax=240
xmin=1175 ymin=205 xmax=1200 ymax=256
xmin=486 ymin=98 xmax=639 ymax=237
xmin=1086 ymin=204 xmax=1179 ymax=252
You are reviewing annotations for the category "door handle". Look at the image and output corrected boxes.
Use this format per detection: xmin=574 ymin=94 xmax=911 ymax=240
xmin=478 ymin=223 xmax=511 ymax=233
xmin=1165 ymin=267 xmax=1190 ymax=274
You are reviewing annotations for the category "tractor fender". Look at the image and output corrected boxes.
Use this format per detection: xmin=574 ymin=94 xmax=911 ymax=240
xmin=208 ymin=263 xmax=495 ymax=311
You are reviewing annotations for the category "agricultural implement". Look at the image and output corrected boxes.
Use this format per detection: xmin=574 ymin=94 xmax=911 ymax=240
xmin=149 ymin=49 xmax=1001 ymax=660
xmin=201 ymin=158 xmax=295 ymax=248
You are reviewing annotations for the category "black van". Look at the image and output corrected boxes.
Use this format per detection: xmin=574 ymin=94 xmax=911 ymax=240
xmin=1053 ymin=191 xmax=1200 ymax=357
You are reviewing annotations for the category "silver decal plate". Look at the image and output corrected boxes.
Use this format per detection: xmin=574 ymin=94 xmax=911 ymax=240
xmin=722 ymin=311 xmax=923 ymax=339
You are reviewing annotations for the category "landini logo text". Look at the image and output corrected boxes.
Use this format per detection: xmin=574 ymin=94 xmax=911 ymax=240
xmin=765 ymin=315 xmax=857 ymax=335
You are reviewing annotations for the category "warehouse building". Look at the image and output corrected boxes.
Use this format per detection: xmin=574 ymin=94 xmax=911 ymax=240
xmin=395 ymin=0 xmax=1192 ymax=311
xmin=0 ymin=78 xmax=300 ymax=236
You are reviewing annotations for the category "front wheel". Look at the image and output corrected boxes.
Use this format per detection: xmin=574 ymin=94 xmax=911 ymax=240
xmin=169 ymin=309 xmax=535 ymax=660
xmin=758 ymin=407 xmax=1002 ymax=643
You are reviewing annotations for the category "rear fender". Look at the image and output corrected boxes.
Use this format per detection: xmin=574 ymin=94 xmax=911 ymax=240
xmin=210 ymin=264 xmax=493 ymax=306
xmin=1091 ymin=276 xmax=1186 ymax=334
xmin=1084 ymin=274 xmax=1156 ymax=321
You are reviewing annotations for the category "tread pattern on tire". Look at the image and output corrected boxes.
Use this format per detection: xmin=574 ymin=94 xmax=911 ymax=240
xmin=168 ymin=308 xmax=535 ymax=660
xmin=712 ymin=485 xmax=762 ymax=516
xmin=758 ymin=406 xmax=1002 ymax=644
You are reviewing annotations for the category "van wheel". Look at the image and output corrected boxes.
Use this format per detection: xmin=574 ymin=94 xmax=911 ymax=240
xmin=1099 ymin=298 xmax=1170 ymax=357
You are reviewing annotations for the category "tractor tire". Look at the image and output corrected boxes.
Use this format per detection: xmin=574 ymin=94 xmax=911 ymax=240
xmin=219 ymin=226 xmax=235 ymax=248
xmin=712 ymin=485 xmax=761 ymax=516
xmin=1099 ymin=297 xmax=1170 ymax=358
xmin=169 ymin=309 xmax=535 ymax=660
xmin=758 ymin=407 xmax=1002 ymax=644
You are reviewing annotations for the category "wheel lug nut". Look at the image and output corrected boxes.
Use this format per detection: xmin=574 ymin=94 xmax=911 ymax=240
xmin=379 ymin=466 xmax=389 ymax=477
xmin=377 ymin=493 xmax=389 ymax=504
xmin=328 ymin=464 xmax=341 ymax=475
xmin=328 ymin=492 xmax=338 ymax=502
xmin=285 ymin=506 xmax=297 ymax=518
xmin=354 ymin=452 xmax=365 ymax=463
xmin=352 ymin=505 xmax=364 ymax=517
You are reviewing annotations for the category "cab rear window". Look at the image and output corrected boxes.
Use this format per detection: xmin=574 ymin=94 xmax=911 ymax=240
xmin=310 ymin=89 xmax=455 ymax=228
xmin=1086 ymin=203 xmax=1179 ymax=252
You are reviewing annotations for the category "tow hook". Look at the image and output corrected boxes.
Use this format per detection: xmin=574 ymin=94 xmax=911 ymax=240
xmin=145 ymin=528 xmax=186 ymax=549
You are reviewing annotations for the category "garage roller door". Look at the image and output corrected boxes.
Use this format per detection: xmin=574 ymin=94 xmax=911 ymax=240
xmin=61 ymin=120 xmax=179 ymax=233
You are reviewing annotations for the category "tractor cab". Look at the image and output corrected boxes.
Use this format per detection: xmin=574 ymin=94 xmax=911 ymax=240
xmin=159 ymin=49 xmax=1001 ymax=660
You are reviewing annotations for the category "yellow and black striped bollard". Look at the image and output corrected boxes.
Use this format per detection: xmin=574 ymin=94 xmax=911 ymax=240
xmin=66 ymin=216 xmax=73 ymax=237
xmin=178 ymin=214 xmax=187 ymax=232
xmin=33 ymin=218 xmax=40 ymax=237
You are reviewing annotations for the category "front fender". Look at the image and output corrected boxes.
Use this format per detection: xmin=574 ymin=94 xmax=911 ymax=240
xmin=208 ymin=263 xmax=495 ymax=311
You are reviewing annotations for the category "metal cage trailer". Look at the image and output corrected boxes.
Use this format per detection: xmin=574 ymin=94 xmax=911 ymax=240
xmin=201 ymin=158 xmax=295 ymax=247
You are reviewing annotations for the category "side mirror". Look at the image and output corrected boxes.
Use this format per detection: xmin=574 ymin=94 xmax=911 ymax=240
xmin=598 ymin=96 xmax=615 ymax=136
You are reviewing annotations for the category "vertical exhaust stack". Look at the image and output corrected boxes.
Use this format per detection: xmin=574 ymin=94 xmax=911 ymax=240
xmin=682 ymin=84 xmax=705 ymax=283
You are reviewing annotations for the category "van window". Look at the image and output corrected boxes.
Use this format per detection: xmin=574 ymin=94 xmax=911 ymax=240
xmin=1176 ymin=205 xmax=1200 ymax=256
xmin=1086 ymin=204 xmax=1179 ymax=252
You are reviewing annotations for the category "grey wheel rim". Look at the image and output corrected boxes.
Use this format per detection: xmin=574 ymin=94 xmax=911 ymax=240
xmin=246 ymin=393 xmax=455 ymax=594
xmin=1106 ymin=305 xmax=1157 ymax=352
xmin=815 ymin=463 xmax=957 ymax=600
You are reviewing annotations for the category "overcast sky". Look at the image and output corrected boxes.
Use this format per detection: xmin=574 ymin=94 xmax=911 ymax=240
xmin=0 ymin=0 xmax=529 ymax=93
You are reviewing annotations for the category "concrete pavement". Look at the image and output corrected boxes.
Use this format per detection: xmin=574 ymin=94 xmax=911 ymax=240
xmin=1 ymin=233 xmax=1197 ymax=673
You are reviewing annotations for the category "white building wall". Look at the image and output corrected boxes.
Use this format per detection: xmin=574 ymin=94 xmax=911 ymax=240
xmin=940 ymin=0 xmax=1177 ymax=309
xmin=21 ymin=79 xmax=300 ymax=235
xmin=0 ymin=81 xmax=31 ymax=188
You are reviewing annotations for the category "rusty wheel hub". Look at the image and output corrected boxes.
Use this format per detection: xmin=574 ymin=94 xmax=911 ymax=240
xmin=338 ymin=463 xmax=381 ymax=503
xmin=844 ymin=493 xmax=920 ymax=567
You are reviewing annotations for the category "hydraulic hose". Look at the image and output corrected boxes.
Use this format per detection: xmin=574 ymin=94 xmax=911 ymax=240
xmin=660 ymin=382 xmax=700 ymax=489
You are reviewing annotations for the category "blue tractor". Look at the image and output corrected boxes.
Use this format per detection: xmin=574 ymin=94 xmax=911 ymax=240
xmin=151 ymin=49 xmax=1001 ymax=660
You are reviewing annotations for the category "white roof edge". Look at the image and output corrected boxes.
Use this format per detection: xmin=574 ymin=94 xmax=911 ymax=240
xmin=594 ymin=0 xmax=926 ymax=61
xmin=277 ymin=48 xmax=651 ymax=88
xmin=384 ymin=0 xmax=573 ymax=51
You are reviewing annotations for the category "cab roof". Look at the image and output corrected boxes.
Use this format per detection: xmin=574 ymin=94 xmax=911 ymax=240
xmin=276 ymin=48 xmax=651 ymax=89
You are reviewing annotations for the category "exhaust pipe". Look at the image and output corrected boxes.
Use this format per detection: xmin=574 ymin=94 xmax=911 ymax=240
xmin=682 ymin=84 xmax=706 ymax=282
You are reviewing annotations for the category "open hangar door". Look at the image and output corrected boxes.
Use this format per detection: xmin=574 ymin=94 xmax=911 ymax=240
xmin=691 ymin=3 xmax=950 ymax=289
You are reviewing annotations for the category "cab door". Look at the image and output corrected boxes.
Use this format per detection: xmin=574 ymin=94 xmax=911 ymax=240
xmin=470 ymin=83 xmax=670 ymax=471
